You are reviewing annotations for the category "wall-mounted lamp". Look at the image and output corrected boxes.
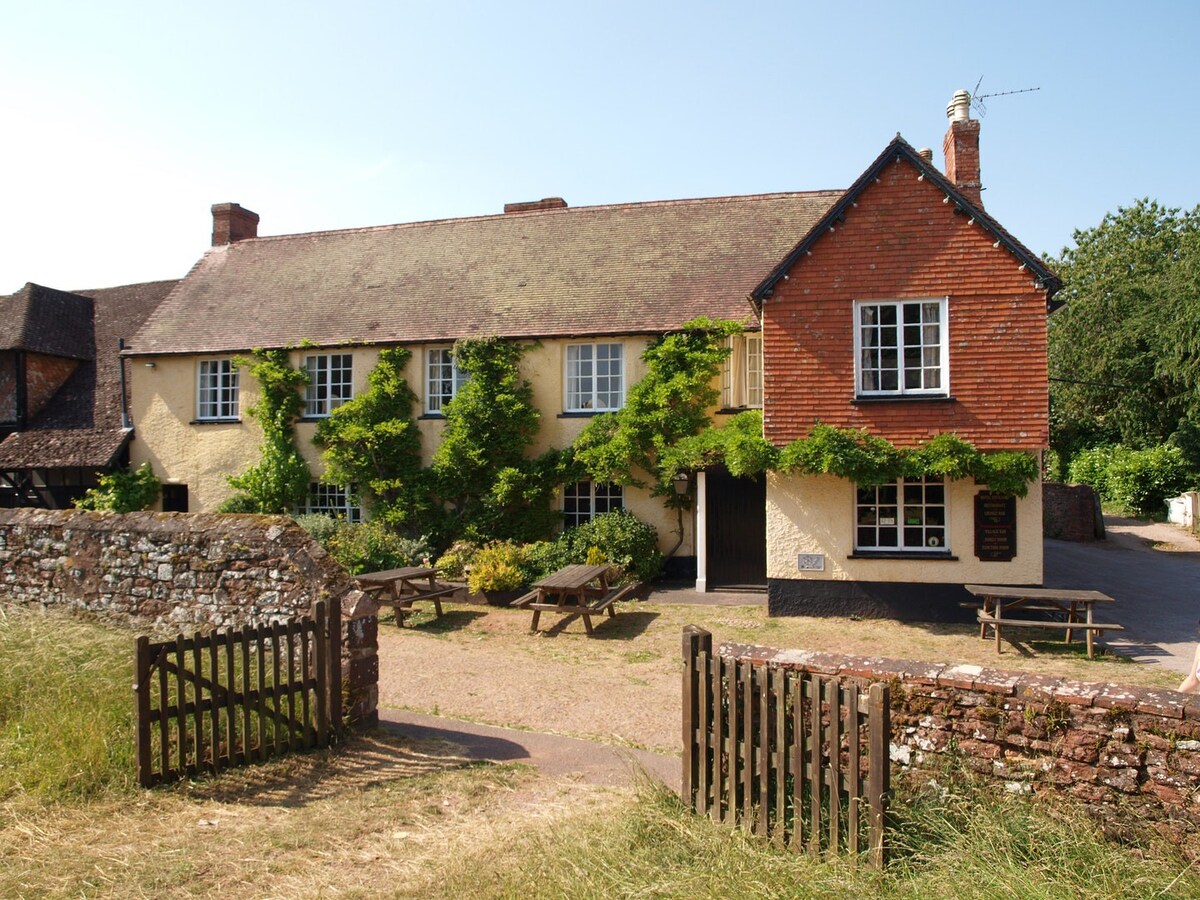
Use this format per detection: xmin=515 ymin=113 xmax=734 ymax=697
xmin=144 ymin=362 xmax=156 ymax=369
xmin=672 ymin=472 xmax=690 ymax=495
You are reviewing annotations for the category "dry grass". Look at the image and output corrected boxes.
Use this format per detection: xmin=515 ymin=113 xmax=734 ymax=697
xmin=378 ymin=599 xmax=1179 ymax=753
xmin=0 ymin=728 xmax=627 ymax=898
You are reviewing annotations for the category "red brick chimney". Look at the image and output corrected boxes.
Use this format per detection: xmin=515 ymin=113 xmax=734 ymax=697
xmin=503 ymin=198 xmax=568 ymax=214
xmin=211 ymin=202 xmax=260 ymax=246
xmin=943 ymin=89 xmax=982 ymax=207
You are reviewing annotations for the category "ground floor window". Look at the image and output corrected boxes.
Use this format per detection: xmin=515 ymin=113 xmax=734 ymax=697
xmin=301 ymin=483 xmax=362 ymax=522
xmin=855 ymin=477 xmax=946 ymax=551
xmin=563 ymin=480 xmax=623 ymax=528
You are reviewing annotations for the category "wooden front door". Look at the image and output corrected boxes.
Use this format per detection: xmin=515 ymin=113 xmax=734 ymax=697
xmin=705 ymin=466 xmax=767 ymax=588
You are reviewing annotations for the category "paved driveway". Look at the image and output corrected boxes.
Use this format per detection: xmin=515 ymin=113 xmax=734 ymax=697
xmin=1044 ymin=518 xmax=1200 ymax=675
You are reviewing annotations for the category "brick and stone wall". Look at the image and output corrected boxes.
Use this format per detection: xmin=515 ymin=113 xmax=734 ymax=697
xmin=0 ymin=508 xmax=380 ymax=726
xmin=722 ymin=641 xmax=1200 ymax=850
xmin=1044 ymin=481 xmax=1105 ymax=542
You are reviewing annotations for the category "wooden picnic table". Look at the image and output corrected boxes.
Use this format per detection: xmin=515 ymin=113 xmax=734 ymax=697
xmin=355 ymin=566 xmax=455 ymax=626
xmin=964 ymin=584 xmax=1124 ymax=659
xmin=512 ymin=563 xmax=635 ymax=635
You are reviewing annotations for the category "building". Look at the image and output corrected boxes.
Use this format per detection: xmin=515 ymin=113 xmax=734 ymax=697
xmin=0 ymin=280 xmax=177 ymax=508
xmin=123 ymin=91 xmax=1058 ymax=614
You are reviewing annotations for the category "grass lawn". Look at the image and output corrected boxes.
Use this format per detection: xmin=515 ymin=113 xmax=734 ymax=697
xmin=3 ymin=603 xmax=1197 ymax=898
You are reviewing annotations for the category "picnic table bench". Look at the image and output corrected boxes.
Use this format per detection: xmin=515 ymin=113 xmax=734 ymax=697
xmin=964 ymin=584 xmax=1125 ymax=659
xmin=355 ymin=566 xmax=456 ymax=626
xmin=512 ymin=563 xmax=636 ymax=635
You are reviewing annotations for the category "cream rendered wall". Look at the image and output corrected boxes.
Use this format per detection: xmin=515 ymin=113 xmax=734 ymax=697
xmin=129 ymin=336 xmax=690 ymax=554
xmin=765 ymin=472 xmax=1042 ymax=585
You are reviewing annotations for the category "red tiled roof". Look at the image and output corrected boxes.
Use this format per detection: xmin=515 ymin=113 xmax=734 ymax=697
xmin=127 ymin=192 xmax=843 ymax=356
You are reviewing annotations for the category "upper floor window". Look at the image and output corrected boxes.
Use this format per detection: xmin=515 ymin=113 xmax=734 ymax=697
xmin=303 ymin=353 xmax=353 ymax=418
xmin=855 ymin=477 xmax=946 ymax=551
xmin=721 ymin=333 xmax=763 ymax=409
xmin=197 ymin=359 xmax=239 ymax=420
xmin=300 ymin=482 xmax=362 ymax=522
xmin=855 ymin=299 xmax=947 ymax=396
xmin=566 ymin=343 xmax=624 ymax=412
xmin=425 ymin=347 xmax=469 ymax=415
xmin=563 ymin=480 xmax=623 ymax=528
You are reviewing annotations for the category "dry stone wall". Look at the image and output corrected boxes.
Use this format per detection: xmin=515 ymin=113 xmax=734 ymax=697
xmin=0 ymin=508 xmax=380 ymax=726
xmin=721 ymin=641 xmax=1200 ymax=852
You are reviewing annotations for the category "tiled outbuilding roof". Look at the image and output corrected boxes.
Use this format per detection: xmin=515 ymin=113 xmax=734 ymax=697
xmin=0 ymin=279 xmax=177 ymax=469
xmin=127 ymin=192 xmax=843 ymax=356
xmin=0 ymin=284 xmax=94 ymax=360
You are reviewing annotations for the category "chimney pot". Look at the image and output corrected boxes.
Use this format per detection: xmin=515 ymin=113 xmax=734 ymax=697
xmin=942 ymin=90 xmax=982 ymax=207
xmin=503 ymin=197 xmax=568 ymax=214
xmin=211 ymin=202 xmax=260 ymax=246
xmin=918 ymin=147 xmax=934 ymax=164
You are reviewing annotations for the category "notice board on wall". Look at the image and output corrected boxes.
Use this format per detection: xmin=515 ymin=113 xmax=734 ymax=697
xmin=974 ymin=491 xmax=1016 ymax=562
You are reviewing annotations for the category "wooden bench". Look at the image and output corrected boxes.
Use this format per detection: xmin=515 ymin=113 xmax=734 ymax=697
xmin=356 ymin=566 xmax=456 ymax=626
xmin=515 ymin=564 xmax=634 ymax=635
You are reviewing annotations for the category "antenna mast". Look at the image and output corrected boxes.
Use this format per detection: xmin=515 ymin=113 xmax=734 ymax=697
xmin=969 ymin=77 xmax=1041 ymax=117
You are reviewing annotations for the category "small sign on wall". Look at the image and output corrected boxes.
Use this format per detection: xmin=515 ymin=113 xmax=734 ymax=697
xmin=975 ymin=491 xmax=1017 ymax=562
xmin=797 ymin=553 xmax=825 ymax=572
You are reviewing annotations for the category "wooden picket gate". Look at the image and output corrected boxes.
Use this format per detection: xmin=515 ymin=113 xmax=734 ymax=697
xmin=134 ymin=600 xmax=341 ymax=787
xmin=682 ymin=627 xmax=891 ymax=867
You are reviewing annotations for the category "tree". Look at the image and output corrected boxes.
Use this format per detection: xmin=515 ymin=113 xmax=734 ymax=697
xmin=1047 ymin=198 xmax=1200 ymax=469
xmin=430 ymin=337 xmax=566 ymax=543
xmin=314 ymin=347 xmax=428 ymax=530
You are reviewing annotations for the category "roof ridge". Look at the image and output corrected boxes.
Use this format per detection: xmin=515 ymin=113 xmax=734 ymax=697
xmin=226 ymin=189 xmax=848 ymax=246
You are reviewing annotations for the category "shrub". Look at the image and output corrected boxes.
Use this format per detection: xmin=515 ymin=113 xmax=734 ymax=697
xmin=293 ymin=512 xmax=342 ymax=547
xmin=75 ymin=463 xmax=160 ymax=513
xmin=519 ymin=539 xmax=570 ymax=584
xmin=466 ymin=542 xmax=527 ymax=593
xmin=215 ymin=492 xmax=262 ymax=514
xmin=434 ymin=541 xmax=480 ymax=580
xmin=563 ymin=510 xmax=662 ymax=583
xmin=1068 ymin=443 xmax=1192 ymax=516
xmin=1106 ymin=444 xmax=1191 ymax=516
xmin=325 ymin=520 xmax=433 ymax=575
xmin=1067 ymin=446 xmax=1118 ymax=494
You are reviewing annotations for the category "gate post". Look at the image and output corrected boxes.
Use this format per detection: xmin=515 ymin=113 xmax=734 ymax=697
xmin=133 ymin=635 xmax=153 ymax=787
xmin=682 ymin=626 xmax=712 ymax=809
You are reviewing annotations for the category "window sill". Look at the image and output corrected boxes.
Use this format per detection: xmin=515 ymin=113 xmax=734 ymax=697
xmin=848 ymin=550 xmax=958 ymax=561
xmin=851 ymin=394 xmax=955 ymax=405
xmin=715 ymin=406 xmax=763 ymax=415
xmin=190 ymin=418 xmax=241 ymax=425
xmin=418 ymin=413 xmax=446 ymax=420
xmin=298 ymin=416 xmax=331 ymax=423
xmin=557 ymin=411 xmax=618 ymax=418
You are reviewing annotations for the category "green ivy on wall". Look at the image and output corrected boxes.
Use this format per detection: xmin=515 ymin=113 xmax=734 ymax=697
xmin=314 ymin=347 xmax=427 ymax=530
xmin=222 ymin=348 xmax=311 ymax=514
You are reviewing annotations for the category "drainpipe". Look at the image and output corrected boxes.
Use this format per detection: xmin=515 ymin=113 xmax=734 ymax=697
xmin=118 ymin=339 xmax=131 ymax=429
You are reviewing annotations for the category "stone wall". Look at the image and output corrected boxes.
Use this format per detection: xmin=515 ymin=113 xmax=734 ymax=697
xmin=721 ymin=641 xmax=1200 ymax=851
xmin=0 ymin=508 xmax=380 ymax=726
xmin=1044 ymin=481 xmax=1105 ymax=542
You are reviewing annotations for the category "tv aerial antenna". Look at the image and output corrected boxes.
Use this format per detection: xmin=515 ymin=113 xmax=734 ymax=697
xmin=969 ymin=76 xmax=1040 ymax=117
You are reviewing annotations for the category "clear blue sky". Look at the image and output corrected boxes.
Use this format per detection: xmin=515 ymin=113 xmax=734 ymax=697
xmin=2 ymin=1 xmax=1198 ymax=292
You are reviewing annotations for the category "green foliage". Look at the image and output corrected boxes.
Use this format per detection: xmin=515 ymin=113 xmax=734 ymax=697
xmin=433 ymin=541 xmax=479 ymax=580
xmin=574 ymin=318 xmax=743 ymax=501
xmin=778 ymin=423 xmax=906 ymax=487
xmin=0 ymin=610 xmax=136 ymax=800
xmin=75 ymin=463 xmax=160 ymax=513
xmin=294 ymin=512 xmax=431 ymax=575
xmin=430 ymin=338 xmax=566 ymax=544
xmin=1069 ymin=444 xmax=1191 ymax=516
xmin=292 ymin=512 xmax=343 ymax=545
xmin=662 ymin=410 xmax=777 ymax=479
xmin=214 ymin=492 xmax=262 ymax=514
xmin=1048 ymin=198 xmax=1200 ymax=470
xmin=313 ymin=348 xmax=427 ymax=530
xmin=227 ymin=349 xmax=311 ymax=513
xmin=466 ymin=542 xmax=528 ymax=592
xmin=567 ymin=510 xmax=662 ymax=582
xmin=776 ymin=424 xmax=1038 ymax=496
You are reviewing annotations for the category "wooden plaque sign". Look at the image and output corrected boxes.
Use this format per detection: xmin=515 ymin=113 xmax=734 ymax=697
xmin=974 ymin=491 xmax=1017 ymax=562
